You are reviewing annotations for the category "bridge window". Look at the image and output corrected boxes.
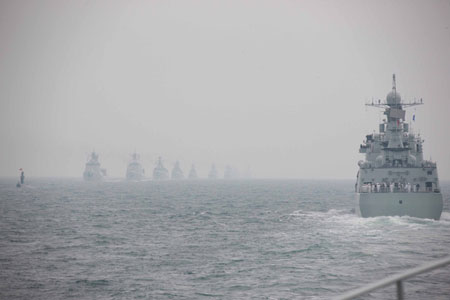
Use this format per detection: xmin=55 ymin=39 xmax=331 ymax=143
xmin=426 ymin=182 xmax=433 ymax=192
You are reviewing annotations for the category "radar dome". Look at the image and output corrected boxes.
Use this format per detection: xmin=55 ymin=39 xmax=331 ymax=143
xmin=386 ymin=91 xmax=401 ymax=106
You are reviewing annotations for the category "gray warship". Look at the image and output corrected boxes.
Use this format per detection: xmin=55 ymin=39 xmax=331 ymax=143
xmin=83 ymin=152 xmax=106 ymax=181
xmin=355 ymin=75 xmax=443 ymax=220
xmin=16 ymin=168 xmax=25 ymax=187
xmin=208 ymin=164 xmax=218 ymax=179
xmin=171 ymin=161 xmax=184 ymax=180
xmin=153 ymin=157 xmax=169 ymax=180
xmin=188 ymin=164 xmax=198 ymax=179
xmin=224 ymin=165 xmax=239 ymax=179
xmin=126 ymin=152 xmax=144 ymax=181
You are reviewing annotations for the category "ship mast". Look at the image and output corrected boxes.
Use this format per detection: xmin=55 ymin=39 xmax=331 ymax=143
xmin=392 ymin=74 xmax=396 ymax=94
xmin=366 ymin=74 xmax=423 ymax=109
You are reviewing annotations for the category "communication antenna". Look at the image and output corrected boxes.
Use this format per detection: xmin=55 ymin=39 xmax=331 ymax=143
xmin=392 ymin=74 xmax=396 ymax=93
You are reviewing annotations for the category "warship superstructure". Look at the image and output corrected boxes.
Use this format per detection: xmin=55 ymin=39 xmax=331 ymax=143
xmin=355 ymin=75 xmax=443 ymax=220
xmin=208 ymin=164 xmax=218 ymax=179
xmin=224 ymin=165 xmax=239 ymax=179
xmin=188 ymin=164 xmax=198 ymax=179
xmin=83 ymin=152 xmax=106 ymax=181
xmin=171 ymin=161 xmax=184 ymax=180
xmin=153 ymin=157 xmax=169 ymax=180
xmin=126 ymin=152 xmax=144 ymax=180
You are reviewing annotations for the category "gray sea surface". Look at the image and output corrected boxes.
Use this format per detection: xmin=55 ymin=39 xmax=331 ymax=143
xmin=1 ymin=178 xmax=449 ymax=299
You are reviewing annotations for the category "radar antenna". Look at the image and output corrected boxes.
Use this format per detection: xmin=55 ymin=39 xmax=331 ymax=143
xmin=365 ymin=74 xmax=423 ymax=109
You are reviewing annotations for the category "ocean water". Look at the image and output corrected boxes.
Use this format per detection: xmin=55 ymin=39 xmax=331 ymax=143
xmin=0 ymin=178 xmax=449 ymax=299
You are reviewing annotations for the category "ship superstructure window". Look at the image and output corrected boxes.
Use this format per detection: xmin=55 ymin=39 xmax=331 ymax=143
xmin=426 ymin=182 xmax=432 ymax=192
xmin=427 ymin=170 xmax=432 ymax=175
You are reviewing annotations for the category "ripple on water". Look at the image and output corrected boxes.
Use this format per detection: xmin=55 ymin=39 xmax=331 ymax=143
xmin=0 ymin=179 xmax=449 ymax=299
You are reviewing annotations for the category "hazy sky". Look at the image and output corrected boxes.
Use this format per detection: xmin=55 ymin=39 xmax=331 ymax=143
xmin=1 ymin=0 xmax=450 ymax=179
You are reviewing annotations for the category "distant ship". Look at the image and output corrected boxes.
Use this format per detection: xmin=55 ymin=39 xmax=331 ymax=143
xmin=83 ymin=151 xmax=106 ymax=181
xmin=188 ymin=164 xmax=198 ymax=179
xmin=126 ymin=152 xmax=144 ymax=181
xmin=16 ymin=168 xmax=24 ymax=187
xmin=171 ymin=161 xmax=184 ymax=180
xmin=355 ymin=75 xmax=443 ymax=220
xmin=20 ymin=168 xmax=24 ymax=184
xmin=242 ymin=166 xmax=252 ymax=179
xmin=224 ymin=165 xmax=239 ymax=179
xmin=208 ymin=164 xmax=218 ymax=179
xmin=153 ymin=157 xmax=169 ymax=180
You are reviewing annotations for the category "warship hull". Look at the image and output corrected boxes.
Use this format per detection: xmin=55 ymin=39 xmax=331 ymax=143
xmin=126 ymin=165 xmax=143 ymax=181
xmin=357 ymin=192 xmax=443 ymax=220
xmin=126 ymin=170 xmax=143 ymax=181
xmin=83 ymin=170 xmax=103 ymax=181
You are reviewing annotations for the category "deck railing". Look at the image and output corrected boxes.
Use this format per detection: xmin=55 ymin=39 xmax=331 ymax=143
xmin=334 ymin=256 xmax=450 ymax=300
xmin=359 ymin=190 xmax=440 ymax=193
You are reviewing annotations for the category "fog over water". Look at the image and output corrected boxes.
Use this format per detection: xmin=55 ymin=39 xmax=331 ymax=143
xmin=1 ymin=0 xmax=449 ymax=179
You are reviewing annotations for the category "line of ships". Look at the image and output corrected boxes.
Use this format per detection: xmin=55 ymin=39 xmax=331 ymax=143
xmin=83 ymin=153 xmax=242 ymax=181
xmin=83 ymin=75 xmax=444 ymax=220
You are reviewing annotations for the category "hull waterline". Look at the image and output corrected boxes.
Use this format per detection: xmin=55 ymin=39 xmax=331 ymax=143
xmin=357 ymin=192 xmax=443 ymax=220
